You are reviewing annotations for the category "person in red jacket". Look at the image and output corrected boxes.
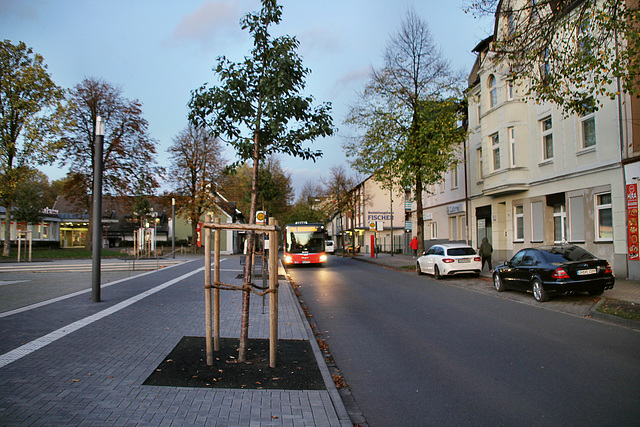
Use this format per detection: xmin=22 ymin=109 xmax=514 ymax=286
xmin=410 ymin=236 xmax=418 ymax=258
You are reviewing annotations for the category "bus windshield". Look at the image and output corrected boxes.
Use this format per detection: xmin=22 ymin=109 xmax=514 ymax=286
xmin=286 ymin=225 xmax=325 ymax=254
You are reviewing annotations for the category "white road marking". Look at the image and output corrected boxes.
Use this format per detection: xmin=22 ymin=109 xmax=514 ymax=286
xmin=0 ymin=267 xmax=204 ymax=369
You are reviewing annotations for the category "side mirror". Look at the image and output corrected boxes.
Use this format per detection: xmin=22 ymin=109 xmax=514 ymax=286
xmin=422 ymin=251 xmax=427 ymax=256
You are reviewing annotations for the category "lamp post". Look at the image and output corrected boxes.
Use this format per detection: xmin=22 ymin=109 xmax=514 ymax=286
xmin=172 ymin=198 xmax=176 ymax=259
xmin=92 ymin=116 xmax=104 ymax=303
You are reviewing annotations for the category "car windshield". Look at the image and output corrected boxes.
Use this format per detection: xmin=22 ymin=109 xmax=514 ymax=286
xmin=447 ymin=247 xmax=476 ymax=256
xmin=541 ymin=246 xmax=596 ymax=264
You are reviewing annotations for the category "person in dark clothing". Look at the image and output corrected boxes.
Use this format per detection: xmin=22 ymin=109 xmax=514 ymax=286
xmin=480 ymin=237 xmax=493 ymax=271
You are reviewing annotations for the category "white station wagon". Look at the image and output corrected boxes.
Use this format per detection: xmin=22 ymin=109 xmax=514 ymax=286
xmin=417 ymin=243 xmax=482 ymax=279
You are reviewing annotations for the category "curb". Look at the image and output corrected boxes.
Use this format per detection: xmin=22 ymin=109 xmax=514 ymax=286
xmin=589 ymin=299 xmax=640 ymax=331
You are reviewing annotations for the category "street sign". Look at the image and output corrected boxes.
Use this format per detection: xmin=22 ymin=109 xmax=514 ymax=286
xmin=256 ymin=211 xmax=266 ymax=225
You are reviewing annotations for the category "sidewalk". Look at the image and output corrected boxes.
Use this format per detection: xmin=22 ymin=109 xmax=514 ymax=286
xmin=0 ymin=257 xmax=352 ymax=426
xmin=354 ymin=252 xmax=640 ymax=311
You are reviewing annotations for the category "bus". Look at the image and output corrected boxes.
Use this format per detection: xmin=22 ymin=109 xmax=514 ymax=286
xmin=283 ymin=223 xmax=327 ymax=266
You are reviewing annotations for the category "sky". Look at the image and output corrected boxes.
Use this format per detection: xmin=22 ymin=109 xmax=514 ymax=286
xmin=1 ymin=0 xmax=492 ymax=198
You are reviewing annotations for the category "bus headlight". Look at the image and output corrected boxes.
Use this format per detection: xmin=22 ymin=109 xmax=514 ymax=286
xmin=320 ymin=254 xmax=327 ymax=263
xmin=284 ymin=255 xmax=293 ymax=264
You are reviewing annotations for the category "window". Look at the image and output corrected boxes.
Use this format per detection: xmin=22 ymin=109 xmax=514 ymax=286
xmin=539 ymin=49 xmax=550 ymax=81
xmin=491 ymin=133 xmax=501 ymax=170
xmin=581 ymin=113 xmax=596 ymax=149
xmin=596 ymin=193 xmax=612 ymax=240
xmin=508 ymin=127 xmax=516 ymax=167
xmin=553 ymin=204 xmax=567 ymax=243
xmin=541 ymin=117 xmax=553 ymax=160
xmin=507 ymin=80 xmax=514 ymax=100
xmin=477 ymin=147 xmax=483 ymax=181
xmin=476 ymin=95 xmax=481 ymax=121
xmin=430 ymin=222 xmax=438 ymax=239
xmin=451 ymin=216 xmax=458 ymax=241
xmin=514 ymin=205 xmax=524 ymax=241
xmin=488 ymin=75 xmax=497 ymax=108
xmin=451 ymin=167 xmax=459 ymax=189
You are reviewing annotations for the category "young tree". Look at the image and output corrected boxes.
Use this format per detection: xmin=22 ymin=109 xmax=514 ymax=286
xmin=189 ymin=0 xmax=334 ymax=361
xmin=168 ymin=124 xmax=226 ymax=251
xmin=13 ymin=169 xmax=50 ymax=227
xmin=344 ymin=10 xmax=465 ymax=254
xmin=0 ymin=40 xmax=64 ymax=256
xmin=463 ymin=0 xmax=640 ymax=116
xmin=60 ymin=77 xmax=162 ymax=249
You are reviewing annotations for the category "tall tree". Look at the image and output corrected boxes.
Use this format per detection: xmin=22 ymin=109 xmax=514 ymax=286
xmin=463 ymin=0 xmax=640 ymax=116
xmin=168 ymin=124 xmax=226 ymax=250
xmin=60 ymin=77 xmax=162 ymax=249
xmin=189 ymin=0 xmax=334 ymax=361
xmin=344 ymin=10 xmax=465 ymax=254
xmin=0 ymin=40 xmax=64 ymax=256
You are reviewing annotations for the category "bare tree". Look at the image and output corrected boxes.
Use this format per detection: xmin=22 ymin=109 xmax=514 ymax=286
xmin=61 ymin=77 xmax=162 ymax=249
xmin=168 ymin=124 xmax=226 ymax=251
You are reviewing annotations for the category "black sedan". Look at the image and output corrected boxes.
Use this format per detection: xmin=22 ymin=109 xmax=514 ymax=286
xmin=492 ymin=245 xmax=615 ymax=302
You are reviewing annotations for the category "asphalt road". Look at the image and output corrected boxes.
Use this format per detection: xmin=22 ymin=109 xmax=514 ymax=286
xmin=286 ymin=255 xmax=640 ymax=427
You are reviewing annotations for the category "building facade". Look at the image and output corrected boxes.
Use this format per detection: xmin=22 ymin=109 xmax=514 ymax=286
xmin=465 ymin=1 xmax=634 ymax=277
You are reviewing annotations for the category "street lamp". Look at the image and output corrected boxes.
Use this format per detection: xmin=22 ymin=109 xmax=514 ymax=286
xmin=172 ymin=198 xmax=176 ymax=259
xmin=92 ymin=116 xmax=104 ymax=303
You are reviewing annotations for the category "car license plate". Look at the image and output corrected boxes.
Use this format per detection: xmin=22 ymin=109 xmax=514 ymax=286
xmin=458 ymin=259 xmax=470 ymax=263
xmin=577 ymin=268 xmax=597 ymax=276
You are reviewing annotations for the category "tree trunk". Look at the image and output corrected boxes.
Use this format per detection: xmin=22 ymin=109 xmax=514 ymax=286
xmin=414 ymin=173 xmax=425 ymax=255
xmin=238 ymin=127 xmax=261 ymax=362
xmin=3 ymin=201 xmax=11 ymax=257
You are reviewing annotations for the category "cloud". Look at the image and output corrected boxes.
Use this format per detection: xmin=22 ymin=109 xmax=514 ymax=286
xmin=167 ymin=1 xmax=240 ymax=48
xmin=0 ymin=0 xmax=40 ymax=20
xmin=332 ymin=66 xmax=371 ymax=97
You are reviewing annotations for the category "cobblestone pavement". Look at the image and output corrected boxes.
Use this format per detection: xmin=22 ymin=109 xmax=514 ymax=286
xmin=0 ymin=256 xmax=351 ymax=426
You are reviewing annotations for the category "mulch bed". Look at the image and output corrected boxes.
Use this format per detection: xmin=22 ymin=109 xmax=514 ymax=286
xmin=143 ymin=336 xmax=326 ymax=390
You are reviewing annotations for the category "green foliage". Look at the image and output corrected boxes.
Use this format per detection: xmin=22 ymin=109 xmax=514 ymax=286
xmin=13 ymin=168 xmax=50 ymax=225
xmin=188 ymin=0 xmax=334 ymax=183
xmin=0 ymin=40 xmax=64 ymax=255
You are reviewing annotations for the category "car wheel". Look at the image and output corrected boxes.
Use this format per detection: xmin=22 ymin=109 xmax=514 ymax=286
xmin=589 ymin=288 xmax=604 ymax=296
xmin=433 ymin=265 xmax=441 ymax=280
xmin=493 ymin=273 xmax=506 ymax=292
xmin=532 ymin=279 xmax=549 ymax=302
xmin=417 ymin=262 xmax=424 ymax=275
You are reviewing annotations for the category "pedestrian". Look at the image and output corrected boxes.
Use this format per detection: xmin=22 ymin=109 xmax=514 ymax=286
xmin=410 ymin=236 xmax=418 ymax=258
xmin=480 ymin=237 xmax=493 ymax=271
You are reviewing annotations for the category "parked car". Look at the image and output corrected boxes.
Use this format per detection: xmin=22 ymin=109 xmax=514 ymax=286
xmin=325 ymin=240 xmax=335 ymax=254
xmin=417 ymin=244 xmax=482 ymax=279
xmin=492 ymin=245 xmax=615 ymax=302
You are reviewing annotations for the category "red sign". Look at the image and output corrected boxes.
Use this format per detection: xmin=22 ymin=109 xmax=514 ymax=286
xmin=627 ymin=184 xmax=639 ymax=260
xmin=197 ymin=223 xmax=202 ymax=248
